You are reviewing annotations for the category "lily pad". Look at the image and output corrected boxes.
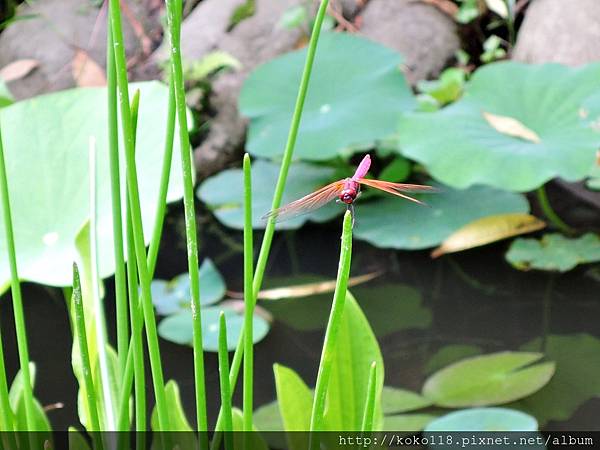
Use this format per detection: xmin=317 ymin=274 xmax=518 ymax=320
xmin=382 ymin=387 xmax=432 ymax=414
xmin=424 ymin=407 xmax=538 ymax=431
xmin=383 ymin=413 xmax=438 ymax=432
xmin=422 ymin=352 xmax=555 ymax=408
xmin=0 ymin=81 xmax=186 ymax=291
xmin=197 ymin=160 xmax=342 ymax=230
xmin=398 ymin=62 xmax=600 ymax=192
xmin=240 ymin=32 xmax=414 ymax=160
xmin=157 ymin=305 xmax=269 ymax=352
xmin=354 ymin=184 xmax=529 ymax=250
xmin=151 ymin=259 xmax=225 ymax=315
xmin=425 ymin=344 xmax=483 ymax=375
xmin=506 ymin=233 xmax=600 ymax=272
xmin=515 ymin=334 xmax=600 ymax=424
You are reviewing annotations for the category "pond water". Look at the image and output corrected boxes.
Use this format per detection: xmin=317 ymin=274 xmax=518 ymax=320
xmin=1 ymin=207 xmax=599 ymax=431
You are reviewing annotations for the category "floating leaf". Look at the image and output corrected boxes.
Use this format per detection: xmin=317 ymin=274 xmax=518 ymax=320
xmin=152 ymin=259 xmax=225 ymax=315
xmin=0 ymin=82 xmax=187 ymax=291
xmin=0 ymin=59 xmax=38 ymax=82
xmin=422 ymin=352 xmax=555 ymax=407
xmin=158 ymin=305 xmax=269 ymax=351
xmin=354 ymin=185 xmax=529 ymax=250
xmin=515 ymin=334 xmax=600 ymax=424
xmin=378 ymin=156 xmax=412 ymax=183
xmin=399 ymin=62 xmax=600 ymax=192
xmin=234 ymin=271 xmax=381 ymax=301
xmin=240 ymin=32 xmax=414 ymax=160
xmin=431 ymin=213 xmax=545 ymax=258
xmin=506 ymin=233 xmax=600 ymax=272
xmin=482 ymin=111 xmax=541 ymax=143
xmin=425 ymin=345 xmax=482 ymax=375
xmin=381 ymin=387 xmax=432 ymax=414
xmin=197 ymin=160 xmax=341 ymax=230
xmin=424 ymin=407 xmax=538 ymax=432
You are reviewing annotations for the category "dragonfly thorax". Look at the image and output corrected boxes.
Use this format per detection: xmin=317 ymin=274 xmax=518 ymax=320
xmin=339 ymin=178 xmax=359 ymax=204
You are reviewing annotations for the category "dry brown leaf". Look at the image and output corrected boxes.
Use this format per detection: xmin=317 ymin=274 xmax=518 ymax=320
xmin=431 ymin=213 xmax=546 ymax=258
xmin=72 ymin=50 xmax=106 ymax=87
xmin=483 ymin=111 xmax=541 ymax=143
xmin=0 ymin=59 xmax=39 ymax=82
xmin=227 ymin=271 xmax=383 ymax=301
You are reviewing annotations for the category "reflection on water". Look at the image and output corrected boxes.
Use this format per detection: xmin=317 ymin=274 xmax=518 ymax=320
xmin=1 ymin=216 xmax=599 ymax=431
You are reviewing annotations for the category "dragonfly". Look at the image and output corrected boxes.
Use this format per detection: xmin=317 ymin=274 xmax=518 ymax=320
xmin=263 ymin=154 xmax=437 ymax=223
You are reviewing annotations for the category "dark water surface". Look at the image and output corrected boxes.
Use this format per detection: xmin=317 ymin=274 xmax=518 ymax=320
xmin=1 ymin=211 xmax=599 ymax=431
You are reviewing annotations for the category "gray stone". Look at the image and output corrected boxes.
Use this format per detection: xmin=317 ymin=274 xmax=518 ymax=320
xmin=359 ymin=0 xmax=460 ymax=84
xmin=513 ymin=0 xmax=600 ymax=65
xmin=0 ymin=0 xmax=151 ymax=99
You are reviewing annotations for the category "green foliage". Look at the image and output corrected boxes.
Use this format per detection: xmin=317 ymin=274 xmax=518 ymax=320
xmin=150 ymin=381 xmax=197 ymax=450
xmin=417 ymin=68 xmax=466 ymax=106
xmin=383 ymin=413 xmax=438 ymax=432
xmin=425 ymin=344 xmax=483 ymax=375
xmin=240 ymin=32 xmax=414 ymax=160
xmin=399 ymin=62 xmax=600 ymax=192
xmin=455 ymin=0 xmax=480 ymax=23
xmin=423 ymin=352 xmax=555 ymax=408
xmin=151 ymin=259 xmax=226 ymax=315
xmin=183 ymin=51 xmax=241 ymax=83
xmin=0 ymin=81 xmax=187 ymax=290
xmin=516 ymin=334 xmax=600 ymax=424
xmin=0 ymin=81 xmax=13 ymax=108
xmin=198 ymin=160 xmax=341 ymax=229
xmin=506 ymin=233 xmax=600 ymax=272
xmin=425 ymin=407 xmax=538 ymax=431
xmin=480 ymin=35 xmax=507 ymax=63
xmin=229 ymin=0 xmax=255 ymax=29
xmin=279 ymin=5 xmax=308 ymax=29
xmin=354 ymin=184 xmax=529 ymax=249
xmin=158 ymin=305 xmax=270 ymax=352
xmin=381 ymin=387 xmax=432 ymax=414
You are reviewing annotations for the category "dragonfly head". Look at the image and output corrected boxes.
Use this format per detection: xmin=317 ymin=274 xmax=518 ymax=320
xmin=339 ymin=189 xmax=356 ymax=204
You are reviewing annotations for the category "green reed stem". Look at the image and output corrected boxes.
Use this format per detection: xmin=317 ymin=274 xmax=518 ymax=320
xmin=360 ymin=361 xmax=377 ymax=433
xmin=72 ymin=264 xmax=102 ymax=438
xmin=147 ymin=77 xmax=176 ymax=273
xmin=0 ymin=124 xmax=35 ymax=431
xmin=0 ymin=325 xmax=13 ymax=434
xmin=165 ymin=0 xmax=208 ymax=441
xmin=218 ymin=312 xmax=234 ymax=450
xmin=108 ymin=0 xmax=170 ymax=431
xmin=106 ymin=24 xmax=128 ymax=379
xmin=242 ymin=154 xmax=254 ymax=436
xmin=308 ymin=211 xmax=353 ymax=450
xmin=210 ymin=1 xmax=330 ymax=443
xmin=536 ymin=185 xmax=575 ymax=234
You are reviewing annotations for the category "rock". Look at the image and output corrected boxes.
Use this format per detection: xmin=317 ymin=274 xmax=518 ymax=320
xmin=513 ymin=0 xmax=600 ymax=65
xmin=359 ymin=0 xmax=460 ymax=85
xmin=334 ymin=0 xmax=362 ymax=19
xmin=0 ymin=0 xmax=154 ymax=99
xmin=154 ymin=0 xmax=304 ymax=178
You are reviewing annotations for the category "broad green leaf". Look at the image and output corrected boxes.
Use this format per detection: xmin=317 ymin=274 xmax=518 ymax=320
xmin=0 ymin=81 xmax=187 ymax=291
xmin=8 ymin=362 xmax=36 ymax=412
xmin=423 ymin=352 xmax=555 ymax=408
xmin=150 ymin=380 xmax=193 ymax=431
xmin=354 ymin=185 xmax=529 ymax=250
xmin=0 ymin=80 xmax=13 ymax=107
xmin=152 ymin=258 xmax=226 ymax=315
xmin=197 ymin=160 xmax=341 ymax=230
xmin=263 ymin=281 xmax=431 ymax=337
xmin=383 ymin=413 xmax=437 ymax=432
xmin=323 ymin=292 xmax=384 ymax=430
xmin=68 ymin=427 xmax=92 ymax=450
xmin=506 ymin=233 xmax=600 ymax=272
xmin=398 ymin=62 xmax=600 ymax=192
xmin=381 ymin=387 xmax=432 ymax=414
xmin=424 ymin=344 xmax=482 ymax=375
xmin=424 ymin=407 xmax=538 ymax=432
xmin=231 ymin=407 xmax=268 ymax=450
xmin=185 ymin=51 xmax=241 ymax=81
xmin=158 ymin=305 xmax=270 ymax=351
xmin=240 ymin=32 xmax=414 ymax=160
xmin=431 ymin=213 xmax=545 ymax=258
xmin=378 ymin=156 xmax=411 ymax=183
xmin=278 ymin=5 xmax=307 ymax=29
xmin=91 ymin=346 xmax=121 ymax=430
xmin=515 ymin=334 xmax=600 ymax=424
xmin=274 ymin=364 xmax=312 ymax=450
xmin=254 ymin=400 xmax=284 ymax=431
xmin=15 ymin=396 xmax=51 ymax=432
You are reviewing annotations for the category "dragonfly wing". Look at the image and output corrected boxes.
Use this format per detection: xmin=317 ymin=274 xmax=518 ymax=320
xmin=263 ymin=180 xmax=344 ymax=222
xmin=358 ymin=178 xmax=436 ymax=205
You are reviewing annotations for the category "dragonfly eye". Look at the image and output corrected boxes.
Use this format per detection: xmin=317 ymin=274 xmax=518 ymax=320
xmin=340 ymin=192 xmax=354 ymax=204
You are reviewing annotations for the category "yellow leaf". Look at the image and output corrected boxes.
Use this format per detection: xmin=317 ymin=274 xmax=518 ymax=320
xmin=0 ymin=59 xmax=39 ymax=82
xmin=72 ymin=50 xmax=106 ymax=87
xmin=483 ymin=111 xmax=541 ymax=143
xmin=431 ymin=213 xmax=546 ymax=258
xmin=227 ymin=271 xmax=382 ymax=301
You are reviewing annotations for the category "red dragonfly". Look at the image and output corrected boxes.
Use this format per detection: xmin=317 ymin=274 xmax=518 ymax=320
xmin=264 ymin=154 xmax=437 ymax=222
